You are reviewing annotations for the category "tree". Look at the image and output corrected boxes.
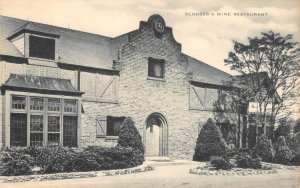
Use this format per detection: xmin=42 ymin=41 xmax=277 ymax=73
xmin=274 ymin=118 xmax=292 ymax=141
xmin=275 ymin=136 xmax=293 ymax=165
xmin=193 ymin=118 xmax=228 ymax=161
xmin=117 ymin=117 xmax=144 ymax=166
xmin=225 ymin=31 xmax=300 ymax=135
xmin=213 ymin=88 xmax=242 ymax=147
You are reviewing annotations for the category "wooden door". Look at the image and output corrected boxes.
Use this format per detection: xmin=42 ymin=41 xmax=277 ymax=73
xmin=146 ymin=124 xmax=160 ymax=156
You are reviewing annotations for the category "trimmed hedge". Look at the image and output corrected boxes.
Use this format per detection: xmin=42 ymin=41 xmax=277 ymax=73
xmin=0 ymin=116 xmax=145 ymax=176
xmin=236 ymin=152 xmax=262 ymax=169
xmin=254 ymin=135 xmax=275 ymax=162
xmin=275 ymin=136 xmax=293 ymax=165
xmin=210 ymin=156 xmax=232 ymax=170
xmin=193 ymin=118 xmax=229 ymax=161
xmin=117 ymin=117 xmax=144 ymax=166
xmin=286 ymin=133 xmax=300 ymax=165
xmin=0 ymin=146 xmax=136 ymax=176
xmin=0 ymin=149 xmax=33 ymax=176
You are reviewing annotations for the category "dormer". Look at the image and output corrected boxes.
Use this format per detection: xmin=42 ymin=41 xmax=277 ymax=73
xmin=7 ymin=22 xmax=60 ymax=62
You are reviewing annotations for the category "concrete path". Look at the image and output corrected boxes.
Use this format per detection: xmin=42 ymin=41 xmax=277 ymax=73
xmin=2 ymin=161 xmax=300 ymax=188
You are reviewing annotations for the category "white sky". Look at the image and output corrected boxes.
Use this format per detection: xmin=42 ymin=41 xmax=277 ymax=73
xmin=1 ymin=0 xmax=299 ymax=75
xmin=1 ymin=0 xmax=299 ymax=118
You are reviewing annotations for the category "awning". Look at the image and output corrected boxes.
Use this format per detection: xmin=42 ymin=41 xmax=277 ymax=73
xmin=1 ymin=74 xmax=84 ymax=96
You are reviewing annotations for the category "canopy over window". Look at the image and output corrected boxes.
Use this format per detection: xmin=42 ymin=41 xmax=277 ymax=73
xmin=2 ymin=74 xmax=84 ymax=96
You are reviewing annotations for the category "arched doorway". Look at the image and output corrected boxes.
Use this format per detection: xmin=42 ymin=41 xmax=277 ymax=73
xmin=145 ymin=113 xmax=168 ymax=156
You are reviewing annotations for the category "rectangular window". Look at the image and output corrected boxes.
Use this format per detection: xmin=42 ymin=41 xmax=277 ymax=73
xmin=30 ymin=97 xmax=44 ymax=111
xmin=64 ymin=99 xmax=77 ymax=113
xmin=29 ymin=35 xmax=55 ymax=60
xmin=96 ymin=116 xmax=125 ymax=137
xmin=30 ymin=115 xmax=43 ymax=146
xmin=48 ymin=98 xmax=61 ymax=112
xmin=48 ymin=116 xmax=60 ymax=146
xmin=148 ymin=57 xmax=165 ymax=78
xmin=11 ymin=96 xmax=26 ymax=110
xmin=107 ymin=116 xmax=125 ymax=136
xmin=63 ymin=116 xmax=77 ymax=147
xmin=10 ymin=95 xmax=79 ymax=147
xmin=10 ymin=114 xmax=27 ymax=147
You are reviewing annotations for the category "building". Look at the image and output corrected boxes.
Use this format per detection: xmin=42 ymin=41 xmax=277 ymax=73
xmin=0 ymin=14 xmax=239 ymax=159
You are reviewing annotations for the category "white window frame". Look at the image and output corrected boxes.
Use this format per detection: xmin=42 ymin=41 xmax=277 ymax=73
xmin=5 ymin=90 xmax=81 ymax=147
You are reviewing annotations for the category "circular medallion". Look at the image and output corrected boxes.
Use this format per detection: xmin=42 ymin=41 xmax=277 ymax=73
xmin=154 ymin=19 xmax=165 ymax=33
xmin=148 ymin=14 xmax=166 ymax=38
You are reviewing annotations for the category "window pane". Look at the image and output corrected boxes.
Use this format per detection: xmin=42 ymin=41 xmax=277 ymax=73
xmin=107 ymin=116 xmax=125 ymax=136
xmin=48 ymin=133 xmax=60 ymax=146
xmin=148 ymin=58 xmax=164 ymax=78
xmin=30 ymin=98 xmax=44 ymax=111
xmin=64 ymin=100 xmax=77 ymax=113
xmin=63 ymin=116 xmax=77 ymax=147
xmin=11 ymin=96 xmax=26 ymax=110
xmin=30 ymin=115 xmax=43 ymax=131
xmin=29 ymin=35 xmax=55 ymax=60
xmin=48 ymin=116 xmax=60 ymax=132
xmin=30 ymin=133 xmax=43 ymax=146
xmin=10 ymin=113 xmax=27 ymax=146
xmin=48 ymin=98 xmax=60 ymax=112
xmin=153 ymin=62 xmax=163 ymax=77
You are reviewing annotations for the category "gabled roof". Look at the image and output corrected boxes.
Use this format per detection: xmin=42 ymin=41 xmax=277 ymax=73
xmin=185 ymin=54 xmax=232 ymax=85
xmin=234 ymin=72 xmax=281 ymax=103
xmin=1 ymin=15 xmax=233 ymax=86
xmin=1 ymin=16 xmax=114 ymax=69
xmin=7 ymin=22 xmax=60 ymax=39
xmin=234 ymin=72 xmax=271 ymax=88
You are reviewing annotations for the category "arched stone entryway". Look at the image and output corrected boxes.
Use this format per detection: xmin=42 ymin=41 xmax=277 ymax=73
xmin=145 ymin=113 xmax=168 ymax=156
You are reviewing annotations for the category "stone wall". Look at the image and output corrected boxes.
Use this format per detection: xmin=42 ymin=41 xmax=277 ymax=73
xmin=0 ymin=16 xmax=220 ymax=159
xmin=80 ymin=16 xmax=216 ymax=160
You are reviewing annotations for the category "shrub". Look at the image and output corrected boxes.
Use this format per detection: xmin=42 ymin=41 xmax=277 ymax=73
xmin=193 ymin=118 xmax=229 ymax=161
xmin=210 ymin=156 xmax=232 ymax=170
xmin=0 ymin=117 xmax=145 ymax=176
xmin=0 ymin=145 xmax=138 ymax=175
xmin=274 ymin=119 xmax=292 ymax=141
xmin=70 ymin=150 xmax=100 ymax=172
xmin=294 ymin=121 xmax=300 ymax=133
xmin=286 ymin=133 xmax=300 ymax=165
xmin=236 ymin=152 xmax=262 ymax=169
xmin=0 ymin=148 xmax=33 ymax=176
xmin=84 ymin=146 xmax=133 ymax=170
xmin=117 ymin=117 xmax=144 ymax=166
xmin=22 ymin=146 xmax=76 ymax=174
xmin=254 ymin=135 xmax=275 ymax=162
xmin=275 ymin=136 xmax=293 ymax=165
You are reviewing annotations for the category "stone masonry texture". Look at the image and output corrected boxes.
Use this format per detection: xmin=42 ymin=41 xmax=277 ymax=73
xmin=80 ymin=17 xmax=216 ymax=160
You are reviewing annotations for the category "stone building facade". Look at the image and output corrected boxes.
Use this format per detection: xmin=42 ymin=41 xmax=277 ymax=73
xmin=0 ymin=14 xmax=237 ymax=159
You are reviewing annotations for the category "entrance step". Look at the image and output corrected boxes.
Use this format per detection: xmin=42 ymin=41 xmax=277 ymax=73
xmin=145 ymin=157 xmax=196 ymax=166
xmin=145 ymin=156 xmax=171 ymax=162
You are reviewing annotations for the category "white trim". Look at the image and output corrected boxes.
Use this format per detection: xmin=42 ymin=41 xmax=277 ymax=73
xmin=7 ymin=90 xmax=81 ymax=147
xmin=4 ymin=90 xmax=11 ymax=147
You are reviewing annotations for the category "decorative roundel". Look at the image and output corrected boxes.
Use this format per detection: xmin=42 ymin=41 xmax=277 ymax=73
xmin=148 ymin=14 xmax=166 ymax=38
xmin=153 ymin=18 xmax=165 ymax=33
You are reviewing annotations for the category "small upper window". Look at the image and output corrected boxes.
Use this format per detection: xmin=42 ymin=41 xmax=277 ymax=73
xmin=29 ymin=35 xmax=55 ymax=60
xmin=148 ymin=57 xmax=165 ymax=78
xmin=11 ymin=96 xmax=26 ymax=110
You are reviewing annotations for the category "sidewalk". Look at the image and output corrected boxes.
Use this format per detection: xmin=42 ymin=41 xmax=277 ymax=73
xmin=2 ymin=161 xmax=300 ymax=188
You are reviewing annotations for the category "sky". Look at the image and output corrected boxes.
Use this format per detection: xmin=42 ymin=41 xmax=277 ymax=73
xmin=1 ymin=0 xmax=300 ymax=118
xmin=1 ymin=0 xmax=299 ymax=75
